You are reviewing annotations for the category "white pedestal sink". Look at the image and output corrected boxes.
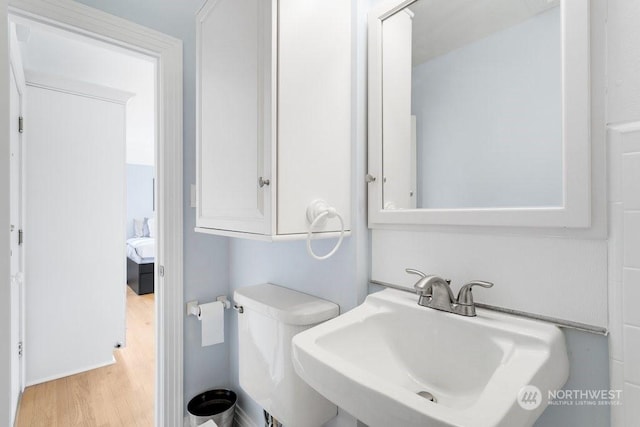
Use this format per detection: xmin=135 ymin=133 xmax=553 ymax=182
xmin=292 ymin=288 xmax=569 ymax=427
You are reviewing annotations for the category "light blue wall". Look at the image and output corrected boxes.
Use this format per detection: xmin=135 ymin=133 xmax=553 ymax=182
xmin=535 ymin=329 xmax=610 ymax=427
xmin=126 ymin=164 xmax=154 ymax=238
xmin=75 ymin=0 xmax=231 ymax=410
xmin=411 ymin=7 xmax=562 ymax=209
xmin=228 ymin=239 xmax=365 ymax=426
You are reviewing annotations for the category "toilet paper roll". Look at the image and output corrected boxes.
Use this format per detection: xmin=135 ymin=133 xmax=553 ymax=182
xmin=198 ymin=301 xmax=224 ymax=346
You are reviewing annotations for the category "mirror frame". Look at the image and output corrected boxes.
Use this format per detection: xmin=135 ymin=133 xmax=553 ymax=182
xmin=367 ymin=0 xmax=590 ymax=228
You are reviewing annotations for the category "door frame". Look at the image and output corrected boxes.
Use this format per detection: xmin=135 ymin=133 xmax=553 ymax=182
xmin=7 ymin=1 xmax=184 ymax=426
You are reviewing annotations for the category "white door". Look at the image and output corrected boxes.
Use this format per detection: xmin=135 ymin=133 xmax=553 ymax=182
xmin=9 ymin=65 xmax=23 ymax=425
xmin=24 ymin=77 xmax=129 ymax=385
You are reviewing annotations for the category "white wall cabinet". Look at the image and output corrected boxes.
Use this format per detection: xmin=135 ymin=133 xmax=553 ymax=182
xmin=196 ymin=0 xmax=351 ymax=240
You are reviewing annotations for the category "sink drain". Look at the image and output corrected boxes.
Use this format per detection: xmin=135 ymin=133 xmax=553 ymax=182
xmin=417 ymin=391 xmax=437 ymax=403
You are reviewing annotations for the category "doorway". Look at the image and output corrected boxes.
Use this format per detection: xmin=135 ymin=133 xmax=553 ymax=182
xmin=11 ymin=17 xmax=157 ymax=425
xmin=7 ymin=1 xmax=184 ymax=425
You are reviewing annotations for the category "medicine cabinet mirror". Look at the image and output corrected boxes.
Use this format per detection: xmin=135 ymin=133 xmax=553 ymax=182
xmin=367 ymin=0 xmax=590 ymax=228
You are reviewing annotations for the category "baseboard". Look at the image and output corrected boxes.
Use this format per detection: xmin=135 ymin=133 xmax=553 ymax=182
xmin=25 ymin=356 xmax=115 ymax=387
xmin=234 ymin=405 xmax=258 ymax=427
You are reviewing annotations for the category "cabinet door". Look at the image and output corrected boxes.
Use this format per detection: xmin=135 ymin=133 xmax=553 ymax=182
xmin=197 ymin=0 xmax=274 ymax=235
xmin=277 ymin=0 xmax=352 ymax=235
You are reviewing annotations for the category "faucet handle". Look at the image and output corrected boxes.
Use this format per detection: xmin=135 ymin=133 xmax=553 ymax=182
xmin=457 ymin=281 xmax=494 ymax=305
xmin=406 ymin=269 xmax=451 ymax=283
xmin=406 ymin=268 xmax=432 ymax=297
xmin=406 ymin=269 xmax=452 ymax=296
xmin=405 ymin=268 xmax=427 ymax=278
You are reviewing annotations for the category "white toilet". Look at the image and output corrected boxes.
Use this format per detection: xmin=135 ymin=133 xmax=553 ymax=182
xmin=234 ymin=283 xmax=339 ymax=427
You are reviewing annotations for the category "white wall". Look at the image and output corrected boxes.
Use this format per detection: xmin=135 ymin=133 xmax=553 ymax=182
xmin=1 ymin=0 xmax=14 ymax=425
xmin=607 ymin=3 xmax=640 ymax=425
xmin=412 ymin=7 xmax=562 ymax=209
xmin=372 ymin=229 xmax=607 ymax=326
xmin=606 ymin=0 xmax=640 ymax=424
xmin=608 ymin=124 xmax=640 ymax=426
xmin=607 ymin=0 xmax=640 ymax=124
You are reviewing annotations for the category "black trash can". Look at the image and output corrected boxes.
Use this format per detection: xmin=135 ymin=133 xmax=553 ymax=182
xmin=187 ymin=389 xmax=237 ymax=427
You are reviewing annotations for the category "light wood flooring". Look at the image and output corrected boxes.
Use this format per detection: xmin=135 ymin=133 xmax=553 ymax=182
xmin=16 ymin=287 xmax=155 ymax=427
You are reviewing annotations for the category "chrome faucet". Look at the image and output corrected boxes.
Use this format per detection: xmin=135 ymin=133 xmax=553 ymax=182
xmin=406 ymin=269 xmax=493 ymax=317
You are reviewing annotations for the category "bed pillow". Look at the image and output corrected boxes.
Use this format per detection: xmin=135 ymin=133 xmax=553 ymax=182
xmin=134 ymin=218 xmax=146 ymax=238
xmin=147 ymin=217 xmax=156 ymax=238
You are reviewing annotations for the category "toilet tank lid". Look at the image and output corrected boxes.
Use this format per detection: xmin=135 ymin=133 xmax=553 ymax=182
xmin=233 ymin=283 xmax=339 ymax=325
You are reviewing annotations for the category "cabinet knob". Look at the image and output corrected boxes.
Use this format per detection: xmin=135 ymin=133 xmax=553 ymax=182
xmin=258 ymin=177 xmax=270 ymax=188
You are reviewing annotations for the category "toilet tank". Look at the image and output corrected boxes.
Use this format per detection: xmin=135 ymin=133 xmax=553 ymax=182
xmin=234 ymin=283 xmax=339 ymax=427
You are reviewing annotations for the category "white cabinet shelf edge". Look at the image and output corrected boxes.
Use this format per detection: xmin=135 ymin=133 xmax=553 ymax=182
xmin=194 ymin=227 xmax=352 ymax=242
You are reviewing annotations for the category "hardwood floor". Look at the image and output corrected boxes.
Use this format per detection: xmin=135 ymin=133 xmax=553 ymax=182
xmin=16 ymin=287 xmax=155 ymax=427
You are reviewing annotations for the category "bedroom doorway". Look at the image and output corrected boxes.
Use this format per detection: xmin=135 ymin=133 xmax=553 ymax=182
xmin=9 ymin=8 xmax=166 ymax=426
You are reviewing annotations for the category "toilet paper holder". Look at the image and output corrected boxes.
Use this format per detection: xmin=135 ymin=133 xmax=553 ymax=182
xmin=186 ymin=296 xmax=231 ymax=317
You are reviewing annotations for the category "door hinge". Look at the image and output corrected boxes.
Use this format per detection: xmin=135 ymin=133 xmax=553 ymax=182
xmin=18 ymin=342 xmax=23 ymax=358
xmin=18 ymin=229 xmax=23 ymax=245
xmin=159 ymin=265 xmax=165 ymax=277
xmin=18 ymin=116 xmax=24 ymax=133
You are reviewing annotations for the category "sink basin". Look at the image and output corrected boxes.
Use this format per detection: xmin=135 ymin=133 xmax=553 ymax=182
xmin=292 ymin=288 xmax=569 ymax=427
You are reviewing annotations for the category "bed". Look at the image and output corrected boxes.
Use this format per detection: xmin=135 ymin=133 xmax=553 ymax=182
xmin=126 ymin=237 xmax=155 ymax=295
